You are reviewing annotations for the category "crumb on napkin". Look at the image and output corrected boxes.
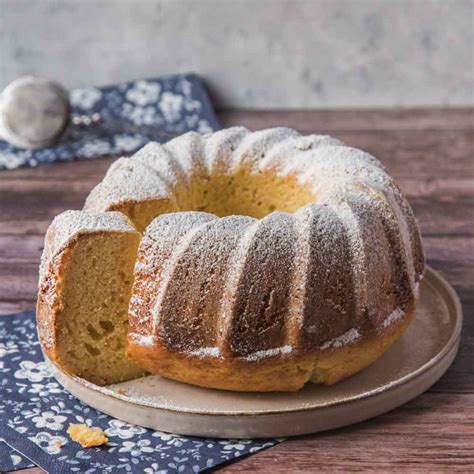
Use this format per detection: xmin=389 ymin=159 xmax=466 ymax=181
xmin=67 ymin=423 xmax=108 ymax=447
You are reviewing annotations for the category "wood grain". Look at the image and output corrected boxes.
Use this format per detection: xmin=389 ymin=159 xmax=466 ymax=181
xmin=2 ymin=108 xmax=472 ymax=473
xmin=218 ymin=108 xmax=474 ymax=132
xmin=218 ymin=394 xmax=474 ymax=473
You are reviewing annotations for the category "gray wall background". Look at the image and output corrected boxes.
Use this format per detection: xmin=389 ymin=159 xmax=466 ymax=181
xmin=1 ymin=0 xmax=473 ymax=109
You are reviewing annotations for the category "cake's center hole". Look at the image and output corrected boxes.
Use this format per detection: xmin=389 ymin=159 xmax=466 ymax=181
xmin=176 ymin=170 xmax=316 ymax=219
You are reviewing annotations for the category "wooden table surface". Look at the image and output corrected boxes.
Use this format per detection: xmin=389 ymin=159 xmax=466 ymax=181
xmin=1 ymin=109 xmax=473 ymax=473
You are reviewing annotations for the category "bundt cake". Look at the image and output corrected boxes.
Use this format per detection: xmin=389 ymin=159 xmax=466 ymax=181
xmin=37 ymin=127 xmax=424 ymax=392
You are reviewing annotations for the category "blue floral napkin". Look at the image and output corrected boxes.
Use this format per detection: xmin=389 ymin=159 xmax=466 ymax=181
xmin=0 ymin=73 xmax=220 ymax=170
xmin=0 ymin=311 xmax=279 ymax=473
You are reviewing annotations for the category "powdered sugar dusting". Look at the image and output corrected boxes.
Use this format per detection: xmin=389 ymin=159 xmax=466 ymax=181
xmin=217 ymin=218 xmax=261 ymax=352
xmin=131 ymin=334 xmax=155 ymax=347
xmin=382 ymin=307 xmax=405 ymax=330
xmin=414 ymin=280 xmax=421 ymax=300
xmin=133 ymin=142 xmax=186 ymax=185
xmin=284 ymin=204 xmax=317 ymax=338
xmin=39 ymin=210 xmax=137 ymax=282
xmin=189 ymin=347 xmax=221 ymax=358
xmin=165 ymin=131 xmax=207 ymax=180
xmin=229 ymin=127 xmax=300 ymax=172
xmin=328 ymin=199 xmax=368 ymax=317
xmin=244 ymin=345 xmax=293 ymax=362
xmin=150 ymin=214 xmax=217 ymax=331
xmin=320 ymin=328 xmax=361 ymax=350
xmin=84 ymin=158 xmax=174 ymax=211
xmin=202 ymin=127 xmax=249 ymax=174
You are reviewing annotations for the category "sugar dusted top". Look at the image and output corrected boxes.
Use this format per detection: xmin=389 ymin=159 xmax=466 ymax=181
xmin=39 ymin=210 xmax=138 ymax=281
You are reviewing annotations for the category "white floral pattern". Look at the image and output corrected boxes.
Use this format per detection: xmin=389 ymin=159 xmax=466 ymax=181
xmin=0 ymin=152 xmax=28 ymax=170
xmin=119 ymin=439 xmax=154 ymax=456
xmin=0 ymin=311 xmax=279 ymax=473
xmin=219 ymin=441 xmax=250 ymax=451
xmin=78 ymin=138 xmax=112 ymax=158
xmin=32 ymin=411 xmax=68 ymax=431
xmin=0 ymin=74 xmax=219 ymax=170
xmin=28 ymin=432 xmax=68 ymax=455
xmin=14 ymin=360 xmax=50 ymax=382
xmin=70 ymin=87 xmax=102 ymax=109
xmin=126 ymin=80 xmax=162 ymax=106
xmin=29 ymin=382 xmax=62 ymax=397
xmin=159 ymin=92 xmax=184 ymax=122
xmin=106 ymin=419 xmax=146 ymax=439
xmin=113 ymin=134 xmax=146 ymax=152
xmin=0 ymin=341 xmax=19 ymax=357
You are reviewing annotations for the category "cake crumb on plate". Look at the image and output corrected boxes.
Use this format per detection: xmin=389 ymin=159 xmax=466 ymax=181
xmin=67 ymin=423 xmax=108 ymax=447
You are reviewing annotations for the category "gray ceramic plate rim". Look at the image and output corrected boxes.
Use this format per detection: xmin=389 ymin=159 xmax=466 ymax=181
xmin=45 ymin=266 xmax=462 ymax=417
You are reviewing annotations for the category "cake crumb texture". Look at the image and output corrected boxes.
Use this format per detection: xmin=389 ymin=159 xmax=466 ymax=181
xmin=67 ymin=423 xmax=108 ymax=448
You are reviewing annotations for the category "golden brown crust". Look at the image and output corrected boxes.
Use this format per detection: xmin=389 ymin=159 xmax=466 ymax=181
xmin=128 ymin=307 xmax=415 ymax=392
xmin=312 ymin=307 xmax=414 ymax=386
xmin=36 ymin=246 xmax=68 ymax=365
xmin=36 ymin=292 xmax=59 ymax=362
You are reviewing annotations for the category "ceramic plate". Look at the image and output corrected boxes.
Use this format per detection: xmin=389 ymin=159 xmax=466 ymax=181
xmin=47 ymin=266 xmax=462 ymax=438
